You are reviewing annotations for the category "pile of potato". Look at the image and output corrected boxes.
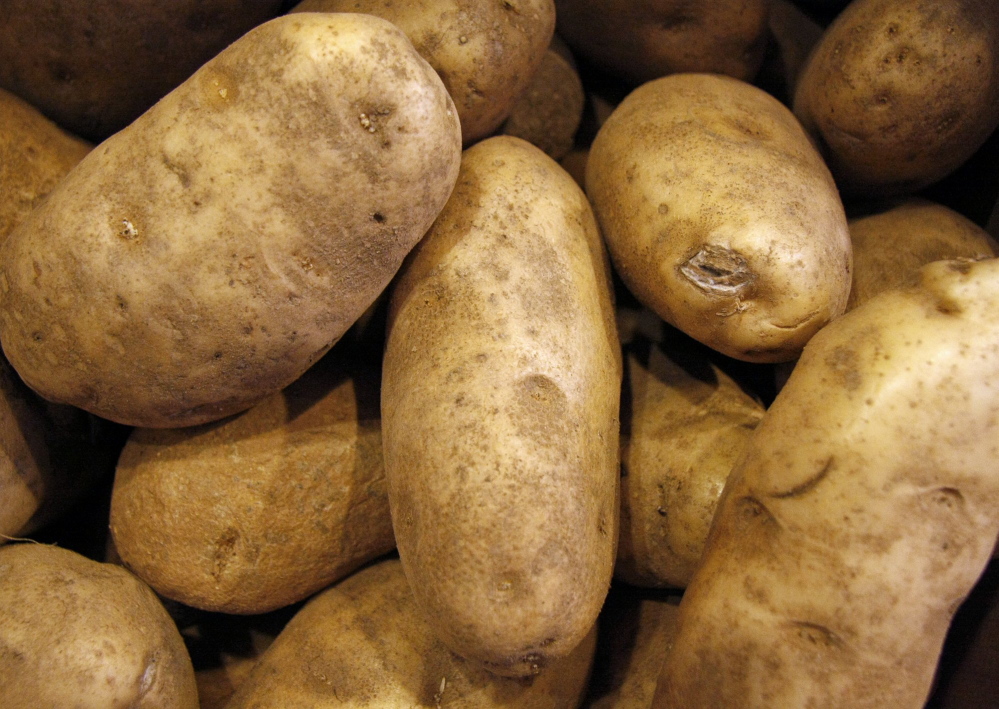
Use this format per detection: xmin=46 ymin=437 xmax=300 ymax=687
xmin=1 ymin=0 xmax=998 ymax=707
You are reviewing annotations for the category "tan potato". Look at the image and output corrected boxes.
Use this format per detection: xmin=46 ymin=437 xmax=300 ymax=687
xmin=793 ymin=0 xmax=999 ymax=196
xmin=382 ymin=135 xmax=621 ymax=677
xmin=0 ymin=13 xmax=461 ymax=428
xmin=554 ymin=0 xmax=770 ymax=85
xmin=587 ymin=73 xmax=852 ymax=363
xmin=226 ymin=557 xmax=598 ymax=708
xmin=0 ymin=1 xmax=283 ymax=141
xmin=654 ymin=257 xmax=999 ymax=708
xmin=0 ymin=543 xmax=198 ymax=708
xmin=292 ymin=0 xmax=555 ymax=145
xmin=109 ymin=347 xmax=392 ymax=613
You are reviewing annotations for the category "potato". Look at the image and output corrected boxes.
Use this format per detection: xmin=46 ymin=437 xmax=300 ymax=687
xmin=0 ymin=13 xmax=462 ymax=428
xmin=554 ymin=0 xmax=770 ymax=85
xmin=226 ymin=557 xmax=598 ymax=708
xmin=653 ymin=257 xmax=999 ymax=708
xmin=292 ymin=0 xmax=556 ymax=145
xmin=0 ymin=543 xmax=198 ymax=708
xmin=793 ymin=0 xmax=999 ymax=196
xmin=586 ymin=73 xmax=852 ymax=363
xmin=0 ymin=1 xmax=283 ymax=141
xmin=382 ymin=135 xmax=620 ymax=676
xmin=109 ymin=347 xmax=392 ymax=614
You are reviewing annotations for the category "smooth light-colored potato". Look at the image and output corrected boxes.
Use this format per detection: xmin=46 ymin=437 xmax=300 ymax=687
xmin=383 ymin=136 xmax=620 ymax=677
xmin=292 ymin=0 xmax=555 ymax=145
xmin=0 ymin=543 xmax=198 ymax=708
xmin=226 ymin=557 xmax=598 ymax=708
xmin=793 ymin=0 xmax=999 ymax=196
xmin=587 ymin=73 xmax=852 ymax=363
xmin=654 ymin=257 xmax=999 ymax=708
xmin=0 ymin=13 xmax=461 ymax=428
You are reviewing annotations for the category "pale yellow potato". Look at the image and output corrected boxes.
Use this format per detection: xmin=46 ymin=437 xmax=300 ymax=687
xmin=0 ymin=543 xmax=198 ymax=708
xmin=292 ymin=0 xmax=555 ymax=145
xmin=109 ymin=347 xmax=393 ymax=614
xmin=587 ymin=73 xmax=852 ymax=363
xmin=226 ymin=557 xmax=598 ymax=708
xmin=0 ymin=13 xmax=461 ymax=428
xmin=382 ymin=136 xmax=621 ymax=677
xmin=793 ymin=0 xmax=999 ymax=196
xmin=654 ymin=257 xmax=999 ymax=708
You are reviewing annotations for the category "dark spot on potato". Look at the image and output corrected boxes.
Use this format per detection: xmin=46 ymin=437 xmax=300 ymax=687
xmin=787 ymin=620 xmax=844 ymax=649
xmin=212 ymin=527 xmax=239 ymax=580
xmin=116 ymin=296 xmax=128 ymax=312
xmin=372 ymin=212 xmax=386 ymax=223
xmin=213 ymin=352 xmax=223 ymax=360
xmin=824 ymin=345 xmax=862 ymax=391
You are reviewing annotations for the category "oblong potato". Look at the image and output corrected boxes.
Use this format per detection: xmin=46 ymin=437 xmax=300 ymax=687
xmin=0 ymin=13 xmax=461 ymax=428
xmin=587 ymin=73 xmax=852 ymax=363
xmin=382 ymin=136 xmax=621 ymax=676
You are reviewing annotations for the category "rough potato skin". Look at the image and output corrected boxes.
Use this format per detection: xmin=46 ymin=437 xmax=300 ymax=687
xmin=0 ymin=13 xmax=462 ymax=428
xmin=654 ymin=257 xmax=999 ymax=708
xmin=0 ymin=543 xmax=198 ymax=708
xmin=226 ymin=558 xmax=597 ymax=708
xmin=587 ymin=73 xmax=852 ymax=363
xmin=793 ymin=0 xmax=999 ymax=196
xmin=382 ymin=136 xmax=621 ymax=677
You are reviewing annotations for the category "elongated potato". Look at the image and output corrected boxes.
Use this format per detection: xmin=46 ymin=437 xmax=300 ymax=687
xmin=587 ymin=73 xmax=852 ymax=363
xmin=654 ymin=257 xmax=999 ymax=708
xmin=383 ymin=136 xmax=621 ymax=676
xmin=0 ymin=13 xmax=461 ymax=428
xmin=227 ymin=558 xmax=598 ymax=708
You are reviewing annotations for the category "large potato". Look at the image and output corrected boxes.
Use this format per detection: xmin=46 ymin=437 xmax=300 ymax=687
xmin=0 ymin=13 xmax=461 ymax=428
xmin=587 ymin=73 xmax=852 ymax=363
xmin=382 ymin=136 xmax=621 ymax=676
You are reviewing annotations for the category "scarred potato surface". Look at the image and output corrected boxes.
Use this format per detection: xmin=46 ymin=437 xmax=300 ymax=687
xmin=0 ymin=13 xmax=461 ymax=428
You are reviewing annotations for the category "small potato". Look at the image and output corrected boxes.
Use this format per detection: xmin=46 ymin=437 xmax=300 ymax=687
xmin=587 ymin=73 xmax=852 ymax=363
xmin=0 ymin=543 xmax=198 ymax=708
xmin=226 ymin=558 xmax=598 ymax=708
xmin=0 ymin=13 xmax=461 ymax=428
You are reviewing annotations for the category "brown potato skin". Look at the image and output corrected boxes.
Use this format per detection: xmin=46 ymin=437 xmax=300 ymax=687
xmin=0 ymin=543 xmax=198 ymax=708
xmin=0 ymin=13 xmax=461 ymax=428
xmin=0 ymin=1 xmax=283 ymax=141
xmin=793 ymin=0 xmax=999 ymax=196
xmin=382 ymin=136 xmax=620 ymax=677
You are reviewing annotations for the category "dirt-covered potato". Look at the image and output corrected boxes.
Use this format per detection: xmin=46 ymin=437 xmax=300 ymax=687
xmin=109 ymin=347 xmax=392 ymax=614
xmin=793 ymin=0 xmax=999 ymax=196
xmin=0 ymin=543 xmax=198 ymax=708
xmin=383 ymin=136 xmax=620 ymax=677
xmin=0 ymin=13 xmax=461 ymax=428
xmin=587 ymin=73 xmax=852 ymax=363
xmin=554 ymin=0 xmax=770 ymax=85
xmin=227 ymin=557 xmax=598 ymax=708
xmin=0 ymin=1 xmax=283 ymax=142
xmin=292 ymin=0 xmax=555 ymax=145
xmin=654 ymin=257 xmax=999 ymax=708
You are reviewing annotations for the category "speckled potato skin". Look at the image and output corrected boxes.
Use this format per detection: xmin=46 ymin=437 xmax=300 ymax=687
xmin=554 ymin=0 xmax=769 ymax=86
xmin=0 ymin=544 xmax=198 ymax=708
xmin=382 ymin=136 xmax=621 ymax=677
xmin=793 ymin=0 xmax=999 ymax=197
xmin=292 ymin=0 xmax=555 ymax=145
xmin=586 ymin=73 xmax=852 ymax=363
xmin=654 ymin=257 xmax=999 ymax=708
xmin=0 ymin=13 xmax=462 ymax=428
xmin=109 ymin=350 xmax=393 ymax=614
xmin=226 ymin=558 xmax=598 ymax=708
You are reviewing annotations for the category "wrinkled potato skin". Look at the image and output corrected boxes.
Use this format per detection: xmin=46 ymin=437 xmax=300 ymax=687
xmin=109 ymin=350 xmax=393 ymax=614
xmin=227 ymin=558 xmax=597 ymax=708
xmin=0 ymin=14 xmax=461 ymax=428
xmin=654 ymin=258 xmax=999 ymax=708
xmin=0 ymin=1 xmax=284 ymax=141
xmin=293 ymin=0 xmax=555 ymax=145
xmin=383 ymin=136 xmax=620 ymax=677
xmin=793 ymin=0 xmax=999 ymax=196
xmin=555 ymin=0 xmax=769 ymax=85
xmin=587 ymin=73 xmax=852 ymax=363
xmin=0 ymin=544 xmax=198 ymax=708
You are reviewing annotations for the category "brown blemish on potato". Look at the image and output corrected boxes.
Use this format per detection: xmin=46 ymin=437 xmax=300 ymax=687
xmin=771 ymin=456 xmax=835 ymax=499
xmin=211 ymin=527 xmax=239 ymax=580
xmin=787 ymin=620 xmax=844 ymax=649
xmin=679 ymin=244 xmax=755 ymax=298
xmin=824 ymin=345 xmax=862 ymax=391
